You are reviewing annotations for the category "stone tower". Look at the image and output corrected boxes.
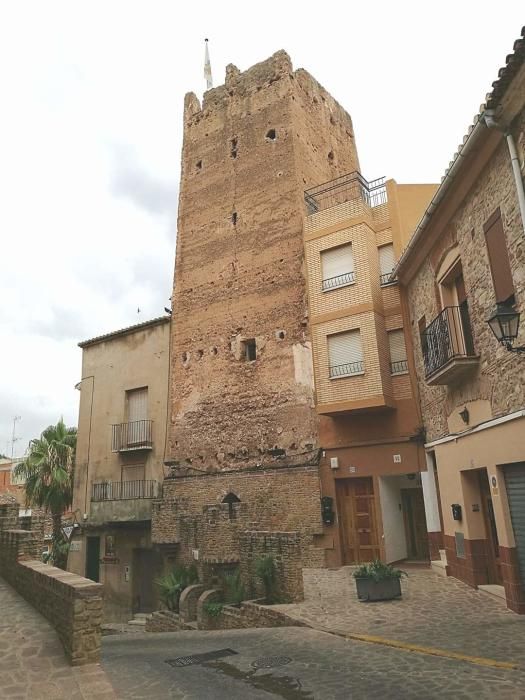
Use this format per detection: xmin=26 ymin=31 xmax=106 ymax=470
xmin=154 ymin=51 xmax=361 ymax=576
xmin=167 ymin=50 xmax=360 ymax=475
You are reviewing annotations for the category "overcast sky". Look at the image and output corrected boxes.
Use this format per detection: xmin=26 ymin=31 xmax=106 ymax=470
xmin=0 ymin=1 xmax=522 ymax=457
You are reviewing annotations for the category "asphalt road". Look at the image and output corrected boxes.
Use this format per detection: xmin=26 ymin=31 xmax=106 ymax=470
xmin=101 ymin=626 xmax=525 ymax=699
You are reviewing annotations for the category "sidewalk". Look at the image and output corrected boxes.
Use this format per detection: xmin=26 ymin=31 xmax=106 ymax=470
xmin=0 ymin=576 xmax=117 ymax=700
xmin=273 ymin=567 xmax=525 ymax=666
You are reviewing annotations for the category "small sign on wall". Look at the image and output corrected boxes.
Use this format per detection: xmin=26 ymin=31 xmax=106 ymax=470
xmin=70 ymin=541 xmax=81 ymax=552
xmin=393 ymin=454 xmax=402 ymax=463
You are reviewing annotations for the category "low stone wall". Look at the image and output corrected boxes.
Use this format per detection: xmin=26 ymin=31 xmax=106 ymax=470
xmin=0 ymin=529 xmax=103 ymax=665
xmin=146 ymin=610 xmax=194 ymax=633
xmin=197 ymin=596 xmax=306 ymax=631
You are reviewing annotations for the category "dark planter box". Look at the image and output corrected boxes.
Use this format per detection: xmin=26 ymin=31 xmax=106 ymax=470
xmin=355 ymin=577 xmax=402 ymax=602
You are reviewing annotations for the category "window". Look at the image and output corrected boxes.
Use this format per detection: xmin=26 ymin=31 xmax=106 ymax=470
xmin=121 ymin=464 xmax=145 ymax=483
xmin=378 ymin=243 xmax=396 ymax=285
xmin=388 ymin=329 xmax=408 ymax=374
xmin=222 ymin=492 xmax=241 ymax=520
xmin=126 ymin=388 xmax=148 ymax=446
xmin=321 ymin=244 xmax=354 ymax=291
xmin=328 ymin=330 xmax=363 ymax=378
xmin=484 ymin=208 xmax=515 ymax=304
xmin=242 ymin=338 xmax=257 ymax=361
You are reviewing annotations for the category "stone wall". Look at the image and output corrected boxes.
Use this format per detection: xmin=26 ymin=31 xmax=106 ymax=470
xmin=197 ymin=597 xmax=306 ymax=631
xmin=405 ymin=108 xmax=525 ymax=442
xmin=240 ymin=531 xmax=304 ymax=603
xmin=0 ymin=529 xmax=103 ymax=665
xmin=0 ymin=502 xmax=19 ymax=531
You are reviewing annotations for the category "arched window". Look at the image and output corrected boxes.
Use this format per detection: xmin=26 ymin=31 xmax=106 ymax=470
xmin=222 ymin=492 xmax=241 ymax=520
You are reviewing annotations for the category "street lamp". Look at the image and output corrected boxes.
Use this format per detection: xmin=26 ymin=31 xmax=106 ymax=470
xmin=487 ymin=302 xmax=525 ymax=353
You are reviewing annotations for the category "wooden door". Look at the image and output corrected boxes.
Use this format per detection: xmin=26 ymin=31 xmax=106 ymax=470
xmin=86 ymin=536 xmax=100 ymax=583
xmin=336 ymin=478 xmax=380 ymax=564
xmin=132 ymin=549 xmax=156 ymax=613
xmin=401 ymin=489 xmax=430 ymax=560
xmin=479 ymin=471 xmax=502 ymax=585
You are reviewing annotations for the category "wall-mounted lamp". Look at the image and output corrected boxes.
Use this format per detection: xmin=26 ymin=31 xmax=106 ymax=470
xmin=487 ymin=303 xmax=525 ymax=353
xmin=459 ymin=407 xmax=470 ymax=425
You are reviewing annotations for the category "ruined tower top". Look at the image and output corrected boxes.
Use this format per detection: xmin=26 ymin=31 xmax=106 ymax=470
xmin=168 ymin=51 xmax=361 ymax=475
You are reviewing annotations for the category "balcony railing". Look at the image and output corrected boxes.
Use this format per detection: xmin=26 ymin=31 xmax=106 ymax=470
xmin=91 ymin=480 xmax=159 ymax=502
xmin=390 ymin=359 xmax=408 ymax=374
xmin=380 ymin=272 xmax=397 ymax=286
xmin=322 ymin=271 xmax=355 ymax=291
xmin=329 ymin=361 xmax=364 ymax=378
xmin=421 ymin=305 xmax=476 ymax=380
xmin=111 ymin=420 xmax=153 ymax=452
xmin=305 ymin=171 xmax=387 ymax=214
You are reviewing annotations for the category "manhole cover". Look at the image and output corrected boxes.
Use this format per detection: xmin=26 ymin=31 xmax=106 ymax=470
xmin=251 ymin=656 xmax=292 ymax=669
xmin=166 ymin=648 xmax=237 ymax=668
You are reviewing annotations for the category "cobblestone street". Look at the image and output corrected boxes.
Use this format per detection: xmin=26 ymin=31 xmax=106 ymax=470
xmin=274 ymin=566 xmax=525 ymax=664
xmin=0 ymin=577 xmax=116 ymax=699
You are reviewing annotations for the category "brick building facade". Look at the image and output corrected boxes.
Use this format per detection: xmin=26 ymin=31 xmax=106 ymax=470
xmin=396 ymin=29 xmax=525 ymax=612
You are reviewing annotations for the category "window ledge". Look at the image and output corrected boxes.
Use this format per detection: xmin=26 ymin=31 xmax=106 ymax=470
xmin=391 ymin=370 xmax=409 ymax=377
xmin=329 ymin=371 xmax=365 ymax=380
xmin=322 ymin=280 xmax=356 ymax=293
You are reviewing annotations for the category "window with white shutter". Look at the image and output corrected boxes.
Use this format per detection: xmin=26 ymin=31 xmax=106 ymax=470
xmin=388 ymin=330 xmax=408 ymax=374
xmin=328 ymin=330 xmax=363 ymax=378
xmin=126 ymin=387 xmax=149 ymax=446
xmin=378 ymin=243 xmax=396 ymax=285
xmin=321 ymin=244 xmax=355 ymax=291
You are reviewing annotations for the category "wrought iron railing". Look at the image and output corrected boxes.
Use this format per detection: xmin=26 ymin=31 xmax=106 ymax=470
xmin=421 ymin=305 xmax=476 ymax=378
xmin=380 ymin=272 xmax=397 ymax=286
xmin=111 ymin=420 xmax=153 ymax=452
xmin=91 ymin=480 xmax=159 ymax=502
xmin=329 ymin=361 xmax=364 ymax=378
xmin=305 ymin=171 xmax=387 ymax=214
xmin=390 ymin=359 xmax=408 ymax=374
xmin=322 ymin=271 xmax=355 ymax=291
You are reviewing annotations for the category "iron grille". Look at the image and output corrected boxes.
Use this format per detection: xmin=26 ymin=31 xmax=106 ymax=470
xmin=421 ymin=305 xmax=475 ymax=378
xmin=304 ymin=171 xmax=387 ymax=214
xmin=390 ymin=360 xmax=408 ymax=374
xmin=111 ymin=420 xmax=153 ymax=451
xmin=91 ymin=480 xmax=159 ymax=502
xmin=165 ymin=649 xmax=238 ymax=667
xmin=322 ymin=271 xmax=355 ymax=291
xmin=329 ymin=361 xmax=364 ymax=378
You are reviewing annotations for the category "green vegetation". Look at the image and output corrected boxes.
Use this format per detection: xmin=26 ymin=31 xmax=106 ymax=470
xmin=352 ymin=560 xmax=407 ymax=582
xmin=155 ymin=563 xmax=199 ymax=612
xmin=202 ymin=601 xmax=224 ymax=617
xmin=222 ymin=569 xmax=245 ymax=606
xmin=14 ymin=418 xmax=77 ymax=569
xmin=255 ymin=554 xmax=279 ymax=604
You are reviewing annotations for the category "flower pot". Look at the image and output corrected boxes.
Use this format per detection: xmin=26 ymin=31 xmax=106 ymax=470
xmin=355 ymin=576 xmax=402 ymax=602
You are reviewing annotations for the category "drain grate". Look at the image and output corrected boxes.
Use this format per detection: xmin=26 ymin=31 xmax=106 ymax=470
xmin=165 ymin=648 xmax=238 ymax=668
xmin=251 ymin=656 xmax=292 ymax=669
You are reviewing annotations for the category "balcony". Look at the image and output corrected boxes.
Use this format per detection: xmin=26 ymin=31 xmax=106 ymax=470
xmin=89 ymin=480 xmax=160 ymax=525
xmin=380 ymin=272 xmax=397 ymax=286
xmin=111 ymin=420 xmax=153 ymax=452
xmin=329 ymin=360 xmax=364 ymax=379
xmin=305 ymin=171 xmax=387 ymax=215
xmin=322 ymin=271 xmax=355 ymax=291
xmin=421 ymin=306 xmax=479 ymax=385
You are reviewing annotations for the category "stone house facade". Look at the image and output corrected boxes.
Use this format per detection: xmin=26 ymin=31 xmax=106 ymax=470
xmin=68 ymin=316 xmax=170 ymax=621
xmin=396 ymin=29 xmax=525 ymax=613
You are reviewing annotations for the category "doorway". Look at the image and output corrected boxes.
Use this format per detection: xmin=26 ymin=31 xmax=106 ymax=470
xmin=401 ymin=489 xmax=430 ymax=560
xmin=478 ymin=470 xmax=502 ymax=585
xmin=336 ymin=478 xmax=380 ymax=564
xmin=86 ymin=536 xmax=100 ymax=582
xmin=132 ymin=549 xmax=156 ymax=613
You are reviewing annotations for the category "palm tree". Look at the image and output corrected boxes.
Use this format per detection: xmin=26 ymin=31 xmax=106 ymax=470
xmin=14 ymin=418 xmax=77 ymax=568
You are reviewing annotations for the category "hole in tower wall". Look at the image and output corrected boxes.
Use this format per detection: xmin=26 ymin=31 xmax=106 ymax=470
xmin=266 ymin=129 xmax=276 ymax=141
xmin=231 ymin=138 xmax=238 ymax=159
xmin=232 ymin=211 xmax=237 ymax=226
xmin=328 ymin=151 xmax=334 ymax=162
xmin=196 ymin=160 xmax=202 ymax=171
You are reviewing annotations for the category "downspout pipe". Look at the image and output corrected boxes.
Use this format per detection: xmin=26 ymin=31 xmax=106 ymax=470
xmin=484 ymin=110 xmax=525 ymax=237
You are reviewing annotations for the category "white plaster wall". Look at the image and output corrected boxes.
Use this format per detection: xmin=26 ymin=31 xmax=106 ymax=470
xmin=421 ymin=452 xmax=441 ymax=532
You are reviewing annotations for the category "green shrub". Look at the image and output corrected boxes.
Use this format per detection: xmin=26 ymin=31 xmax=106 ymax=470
xmin=155 ymin=563 xmax=199 ymax=611
xmin=203 ymin=602 xmax=223 ymax=617
xmin=255 ymin=554 xmax=279 ymax=604
xmin=222 ymin=569 xmax=245 ymax=606
xmin=352 ymin=560 xmax=407 ymax=582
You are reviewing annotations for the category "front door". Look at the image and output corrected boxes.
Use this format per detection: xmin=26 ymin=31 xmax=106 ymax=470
xmin=401 ymin=489 xmax=430 ymax=560
xmin=86 ymin=536 xmax=100 ymax=582
xmin=336 ymin=478 xmax=380 ymax=564
xmin=132 ymin=549 xmax=156 ymax=613
xmin=479 ymin=470 xmax=502 ymax=584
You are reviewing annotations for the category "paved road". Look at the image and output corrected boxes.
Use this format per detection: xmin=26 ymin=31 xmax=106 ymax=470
xmin=102 ymin=627 xmax=525 ymax=699
xmin=0 ymin=576 xmax=116 ymax=700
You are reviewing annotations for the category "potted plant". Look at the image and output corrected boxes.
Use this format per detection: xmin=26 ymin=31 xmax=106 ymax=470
xmin=353 ymin=560 xmax=406 ymax=602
